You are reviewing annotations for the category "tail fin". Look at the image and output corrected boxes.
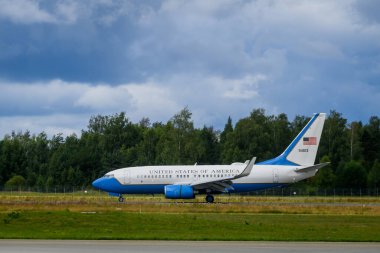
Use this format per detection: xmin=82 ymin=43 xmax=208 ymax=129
xmin=258 ymin=113 xmax=326 ymax=166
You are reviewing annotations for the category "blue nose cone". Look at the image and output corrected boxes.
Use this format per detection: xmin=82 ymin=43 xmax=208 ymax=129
xmin=92 ymin=177 xmax=122 ymax=193
xmin=92 ymin=178 xmax=104 ymax=190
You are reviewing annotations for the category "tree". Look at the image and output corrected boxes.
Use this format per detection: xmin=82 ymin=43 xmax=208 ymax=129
xmin=155 ymin=123 xmax=178 ymax=165
xmin=361 ymin=116 xmax=380 ymax=169
xmin=45 ymin=176 xmax=54 ymax=191
xmin=337 ymin=161 xmax=367 ymax=189
xmin=170 ymin=107 xmax=196 ymax=164
xmin=271 ymin=113 xmax=291 ymax=156
xmin=0 ymin=108 xmax=379 ymax=190
xmin=197 ymin=126 xmax=220 ymax=164
xmin=348 ymin=121 xmax=363 ymax=161
xmin=290 ymin=115 xmax=309 ymax=137
xmin=319 ymin=110 xmax=350 ymax=170
xmin=133 ymin=127 xmax=159 ymax=166
xmin=171 ymin=107 xmax=193 ymax=132
xmin=312 ymin=156 xmax=336 ymax=188
xmin=5 ymin=175 xmax=26 ymax=190
xmin=220 ymin=116 xmax=233 ymax=144
xmin=368 ymin=160 xmax=380 ymax=188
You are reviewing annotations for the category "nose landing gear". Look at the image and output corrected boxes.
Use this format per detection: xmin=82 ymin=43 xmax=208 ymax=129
xmin=118 ymin=195 xmax=125 ymax=202
xmin=205 ymin=194 xmax=214 ymax=203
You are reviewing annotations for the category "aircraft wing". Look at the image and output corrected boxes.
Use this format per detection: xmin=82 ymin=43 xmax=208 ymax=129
xmin=190 ymin=157 xmax=256 ymax=193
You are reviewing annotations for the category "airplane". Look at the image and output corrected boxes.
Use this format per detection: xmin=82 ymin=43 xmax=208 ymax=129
xmin=92 ymin=113 xmax=328 ymax=203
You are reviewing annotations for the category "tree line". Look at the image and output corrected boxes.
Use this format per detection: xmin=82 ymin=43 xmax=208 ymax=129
xmin=0 ymin=108 xmax=379 ymax=190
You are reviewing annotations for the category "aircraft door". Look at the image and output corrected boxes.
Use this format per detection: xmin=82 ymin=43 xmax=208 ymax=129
xmin=122 ymin=169 xmax=130 ymax=185
xmin=273 ymin=168 xmax=279 ymax=183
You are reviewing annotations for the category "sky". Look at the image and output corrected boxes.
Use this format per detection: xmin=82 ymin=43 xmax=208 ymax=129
xmin=0 ymin=0 xmax=379 ymax=137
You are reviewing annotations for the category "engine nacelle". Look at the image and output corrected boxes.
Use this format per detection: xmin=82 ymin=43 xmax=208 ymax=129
xmin=164 ymin=185 xmax=195 ymax=199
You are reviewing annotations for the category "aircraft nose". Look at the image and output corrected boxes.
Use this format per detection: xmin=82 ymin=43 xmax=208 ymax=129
xmin=92 ymin=178 xmax=104 ymax=190
xmin=92 ymin=176 xmax=121 ymax=192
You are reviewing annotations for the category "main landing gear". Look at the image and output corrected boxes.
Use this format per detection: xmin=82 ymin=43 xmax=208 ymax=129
xmin=205 ymin=194 xmax=214 ymax=203
xmin=118 ymin=195 xmax=125 ymax=202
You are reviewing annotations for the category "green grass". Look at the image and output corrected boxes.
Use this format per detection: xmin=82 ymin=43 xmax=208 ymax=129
xmin=1 ymin=210 xmax=380 ymax=241
xmin=1 ymin=193 xmax=379 ymax=241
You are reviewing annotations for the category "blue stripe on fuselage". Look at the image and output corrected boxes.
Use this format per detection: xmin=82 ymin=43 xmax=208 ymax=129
xmin=93 ymin=178 xmax=285 ymax=194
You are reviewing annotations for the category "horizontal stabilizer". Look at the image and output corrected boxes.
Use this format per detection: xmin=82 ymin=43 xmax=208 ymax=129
xmin=295 ymin=162 xmax=330 ymax=173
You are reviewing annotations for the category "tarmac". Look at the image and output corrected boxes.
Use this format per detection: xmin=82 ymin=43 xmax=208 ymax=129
xmin=0 ymin=240 xmax=379 ymax=253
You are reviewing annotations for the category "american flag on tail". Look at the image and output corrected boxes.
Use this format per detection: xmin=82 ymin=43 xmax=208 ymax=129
xmin=303 ymin=137 xmax=317 ymax=145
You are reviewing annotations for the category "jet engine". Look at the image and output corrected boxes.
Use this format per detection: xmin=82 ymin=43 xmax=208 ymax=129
xmin=164 ymin=185 xmax=195 ymax=199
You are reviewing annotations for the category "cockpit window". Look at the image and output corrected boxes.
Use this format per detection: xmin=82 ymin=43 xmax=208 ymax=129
xmin=104 ymin=174 xmax=114 ymax=178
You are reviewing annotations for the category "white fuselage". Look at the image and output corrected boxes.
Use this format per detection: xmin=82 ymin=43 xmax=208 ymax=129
xmin=107 ymin=164 xmax=316 ymax=187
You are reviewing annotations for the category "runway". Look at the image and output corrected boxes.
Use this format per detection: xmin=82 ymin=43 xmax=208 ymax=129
xmin=117 ymin=201 xmax=380 ymax=207
xmin=0 ymin=240 xmax=379 ymax=253
xmin=3 ymin=199 xmax=380 ymax=207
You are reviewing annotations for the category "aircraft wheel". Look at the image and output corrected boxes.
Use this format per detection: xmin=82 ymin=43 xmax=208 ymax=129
xmin=118 ymin=196 xmax=125 ymax=202
xmin=205 ymin=195 xmax=214 ymax=203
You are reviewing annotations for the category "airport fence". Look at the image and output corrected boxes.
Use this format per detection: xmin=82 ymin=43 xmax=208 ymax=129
xmin=0 ymin=185 xmax=379 ymax=197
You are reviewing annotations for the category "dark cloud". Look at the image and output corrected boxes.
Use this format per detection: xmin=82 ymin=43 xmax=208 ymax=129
xmin=354 ymin=0 xmax=380 ymax=24
xmin=0 ymin=0 xmax=379 ymax=136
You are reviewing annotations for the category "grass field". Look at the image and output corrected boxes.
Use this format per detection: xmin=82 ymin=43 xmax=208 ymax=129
xmin=1 ymin=192 xmax=380 ymax=241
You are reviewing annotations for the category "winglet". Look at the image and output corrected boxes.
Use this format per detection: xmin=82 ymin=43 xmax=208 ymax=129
xmin=234 ymin=157 xmax=256 ymax=179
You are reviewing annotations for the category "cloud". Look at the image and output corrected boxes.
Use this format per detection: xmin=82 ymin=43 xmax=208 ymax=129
xmin=0 ymin=0 xmax=133 ymax=25
xmin=354 ymin=0 xmax=380 ymax=24
xmin=222 ymin=78 xmax=261 ymax=100
xmin=55 ymin=0 xmax=81 ymax=24
xmin=0 ymin=78 xmax=182 ymax=136
xmin=0 ymin=0 xmax=57 ymax=24
xmin=0 ymin=74 xmax=269 ymax=136
xmin=0 ymin=0 xmax=379 ymax=137
xmin=2 ymin=0 xmax=379 ymax=84
xmin=125 ymin=83 xmax=180 ymax=120
xmin=0 ymin=78 xmax=178 ymax=116
xmin=0 ymin=79 xmax=86 ymax=116
xmin=0 ymin=113 xmax=88 ymax=137
xmin=75 ymin=85 xmax=133 ymax=111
